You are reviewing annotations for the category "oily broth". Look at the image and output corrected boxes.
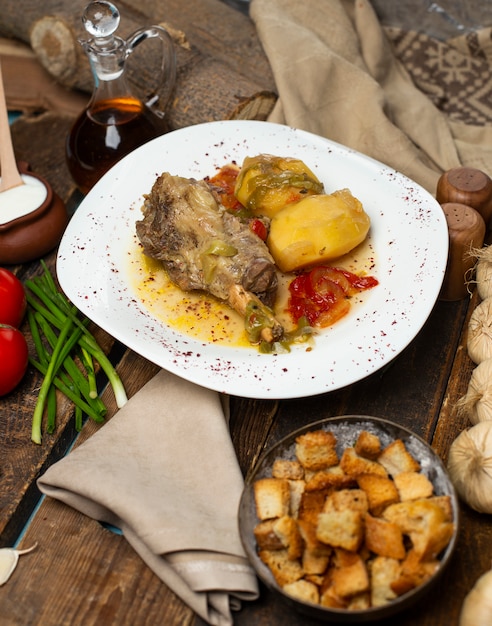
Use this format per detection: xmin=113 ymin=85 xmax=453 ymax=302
xmin=127 ymin=234 xmax=377 ymax=349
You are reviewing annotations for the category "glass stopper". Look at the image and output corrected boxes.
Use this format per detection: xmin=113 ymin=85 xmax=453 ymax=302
xmin=82 ymin=1 xmax=120 ymax=39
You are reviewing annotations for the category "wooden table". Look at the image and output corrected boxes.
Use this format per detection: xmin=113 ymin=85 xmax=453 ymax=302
xmin=1 ymin=19 xmax=490 ymax=626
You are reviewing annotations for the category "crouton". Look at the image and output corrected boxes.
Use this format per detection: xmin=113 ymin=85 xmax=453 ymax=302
xmin=340 ymin=447 xmax=388 ymax=478
xmin=377 ymin=439 xmax=420 ymax=476
xmin=357 ymin=474 xmax=400 ymax=515
xmin=258 ymin=549 xmax=304 ymax=587
xmin=323 ymin=488 xmax=369 ymax=516
xmin=390 ymin=549 xmax=440 ymax=596
xmin=347 ymin=592 xmax=371 ymax=610
xmin=272 ymin=458 xmax=305 ymax=480
xmin=332 ymin=555 xmax=370 ymax=598
xmin=295 ymin=430 xmax=339 ymax=470
xmin=254 ymin=477 xmax=290 ymax=520
xmin=283 ymin=579 xmax=320 ymax=604
xmin=393 ymin=471 xmax=434 ymax=501
xmin=298 ymin=520 xmax=332 ymax=557
xmin=298 ymin=489 xmax=330 ymax=526
xmin=320 ymin=583 xmax=347 ymax=609
xmin=364 ymin=513 xmax=406 ymax=560
xmin=273 ymin=516 xmax=304 ymax=561
xmin=305 ymin=465 xmax=356 ymax=492
xmin=383 ymin=499 xmax=455 ymax=559
xmin=354 ymin=430 xmax=382 ymax=460
xmin=369 ymin=556 xmax=401 ymax=607
xmin=316 ymin=508 xmax=364 ymax=552
xmin=288 ymin=479 xmax=306 ymax=518
xmin=254 ymin=519 xmax=284 ymax=551
xmin=428 ymin=495 xmax=453 ymax=521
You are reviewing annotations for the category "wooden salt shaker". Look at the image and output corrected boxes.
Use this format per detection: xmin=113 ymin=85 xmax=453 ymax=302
xmin=439 ymin=202 xmax=486 ymax=301
xmin=437 ymin=167 xmax=492 ymax=228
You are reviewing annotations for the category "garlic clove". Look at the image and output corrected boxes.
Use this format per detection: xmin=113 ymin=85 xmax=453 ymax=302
xmin=0 ymin=544 xmax=37 ymax=586
xmin=468 ymin=297 xmax=492 ymax=364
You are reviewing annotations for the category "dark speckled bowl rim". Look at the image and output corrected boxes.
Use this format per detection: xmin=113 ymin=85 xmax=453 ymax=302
xmin=238 ymin=415 xmax=459 ymax=623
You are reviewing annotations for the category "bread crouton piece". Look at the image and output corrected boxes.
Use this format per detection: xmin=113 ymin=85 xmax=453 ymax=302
xmin=332 ymin=555 xmax=370 ymax=599
xmin=340 ymin=447 xmax=388 ymax=478
xmin=258 ymin=549 xmax=304 ymax=587
xmin=298 ymin=489 xmax=330 ymax=526
xmin=364 ymin=513 xmax=406 ymax=560
xmin=254 ymin=519 xmax=284 ymax=551
xmin=254 ymin=478 xmax=290 ymax=520
xmin=316 ymin=508 xmax=364 ymax=552
xmin=354 ymin=430 xmax=382 ymax=460
xmin=295 ymin=430 xmax=339 ymax=471
xmin=357 ymin=474 xmax=400 ymax=516
xmin=369 ymin=556 xmax=401 ymax=607
xmin=347 ymin=592 xmax=371 ymax=610
xmin=323 ymin=488 xmax=369 ymax=516
xmin=288 ymin=479 xmax=305 ymax=518
xmin=390 ymin=549 xmax=440 ymax=596
xmin=377 ymin=439 xmax=420 ymax=477
xmin=272 ymin=458 xmax=305 ymax=480
xmin=319 ymin=569 xmax=348 ymax=609
xmin=383 ymin=499 xmax=455 ymax=560
xmin=298 ymin=521 xmax=332 ymax=574
xmin=320 ymin=584 xmax=347 ymax=609
xmin=428 ymin=495 xmax=454 ymax=521
xmin=273 ymin=515 xmax=304 ymax=561
xmin=393 ymin=471 xmax=434 ymax=501
xmin=283 ymin=579 xmax=320 ymax=604
xmin=304 ymin=465 xmax=356 ymax=492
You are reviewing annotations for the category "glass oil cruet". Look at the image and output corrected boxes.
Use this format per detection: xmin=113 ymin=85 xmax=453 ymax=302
xmin=66 ymin=0 xmax=176 ymax=194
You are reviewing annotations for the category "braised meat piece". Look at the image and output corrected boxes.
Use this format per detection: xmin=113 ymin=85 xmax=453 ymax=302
xmin=136 ymin=172 xmax=284 ymax=343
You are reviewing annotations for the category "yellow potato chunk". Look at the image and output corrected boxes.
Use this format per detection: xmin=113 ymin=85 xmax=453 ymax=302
xmin=267 ymin=189 xmax=371 ymax=273
xmin=234 ymin=154 xmax=324 ymax=219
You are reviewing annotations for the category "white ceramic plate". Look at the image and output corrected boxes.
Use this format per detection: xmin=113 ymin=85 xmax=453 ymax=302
xmin=57 ymin=120 xmax=448 ymax=399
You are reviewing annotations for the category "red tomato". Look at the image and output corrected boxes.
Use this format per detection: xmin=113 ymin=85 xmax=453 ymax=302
xmin=0 ymin=324 xmax=29 ymax=396
xmin=287 ymin=266 xmax=378 ymax=328
xmin=249 ymin=218 xmax=268 ymax=241
xmin=0 ymin=268 xmax=27 ymax=328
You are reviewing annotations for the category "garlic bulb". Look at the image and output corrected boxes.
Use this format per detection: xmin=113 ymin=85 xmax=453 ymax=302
xmin=467 ymin=297 xmax=492 ymax=364
xmin=471 ymin=245 xmax=492 ymax=300
xmin=448 ymin=422 xmax=492 ymax=513
xmin=456 ymin=359 xmax=492 ymax=424
xmin=460 ymin=568 xmax=492 ymax=626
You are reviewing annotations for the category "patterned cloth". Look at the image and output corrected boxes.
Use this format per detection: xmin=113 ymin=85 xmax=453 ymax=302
xmin=386 ymin=26 xmax=492 ymax=126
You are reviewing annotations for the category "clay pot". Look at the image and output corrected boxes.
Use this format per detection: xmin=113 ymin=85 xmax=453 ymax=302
xmin=0 ymin=162 xmax=68 ymax=264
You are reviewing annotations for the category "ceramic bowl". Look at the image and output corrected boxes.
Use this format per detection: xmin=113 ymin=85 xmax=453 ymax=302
xmin=238 ymin=415 xmax=459 ymax=623
xmin=0 ymin=162 xmax=68 ymax=264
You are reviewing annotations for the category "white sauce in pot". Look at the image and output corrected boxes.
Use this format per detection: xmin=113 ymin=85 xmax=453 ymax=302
xmin=0 ymin=175 xmax=48 ymax=225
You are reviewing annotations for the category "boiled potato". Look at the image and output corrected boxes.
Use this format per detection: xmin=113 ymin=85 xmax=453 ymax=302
xmin=234 ymin=154 xmax=324 ymax=219
xmin=267 ymin=188 xmax=371 ymax=272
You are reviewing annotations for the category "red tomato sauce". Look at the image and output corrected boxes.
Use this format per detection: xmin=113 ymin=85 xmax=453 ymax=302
xmin=287 ymin=266 xmax=378 ymax=328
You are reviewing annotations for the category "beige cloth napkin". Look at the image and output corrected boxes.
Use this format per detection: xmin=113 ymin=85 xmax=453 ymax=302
xmin=37 ymin=370 xmax=259 ymax=626
xmin=250 ymin=0 xmax=492 ymax=195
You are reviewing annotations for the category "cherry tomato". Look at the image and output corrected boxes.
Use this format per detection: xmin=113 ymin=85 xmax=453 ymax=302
xmin=249 ymin=218 xmax=268 ymax=241
xmin=0 ymin=268 xmax=27 ymax=328
xmin=0 ymin=324 xmax=29 ymax=396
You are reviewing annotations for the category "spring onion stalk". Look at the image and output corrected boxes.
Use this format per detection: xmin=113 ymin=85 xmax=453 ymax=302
xmin=29 ymin=358 xmax=105 ymax=423
xmin=31 ymin=317 xmax=74 ymax=444
xmin=81 ymin=348 xmax=98 ymax=399
xmin=26 ymin=263 xmax=126 ymax=444
xmin=26 ymin=269 xmax=127 ymax=409
xmin=28 ymin=310 xmax=57 ymax=429
xmin=33 ymin=312 xmax=106 ymax=417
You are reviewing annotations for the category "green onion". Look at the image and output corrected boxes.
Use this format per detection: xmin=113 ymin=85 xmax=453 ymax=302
xmin=26 ymin=262 xmax=127 ymax=444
